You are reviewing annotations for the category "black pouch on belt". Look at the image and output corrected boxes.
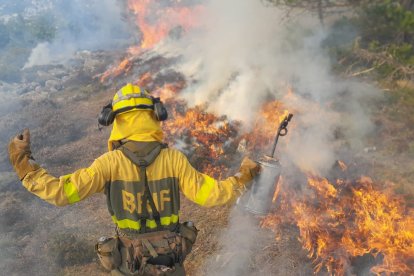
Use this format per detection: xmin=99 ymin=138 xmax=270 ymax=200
xmin=179 ymin=221 xmax=198 ymax=258
xmin=95 ymin=236 xmax=122 ymax=271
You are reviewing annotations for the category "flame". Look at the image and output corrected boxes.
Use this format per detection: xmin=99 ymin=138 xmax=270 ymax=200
xmin=337 ymin=160 xmax=348 ymax=171
xmin=127 ymin=0 xmax=203 ymax=50
xmin=160 ymin=98 xmax=291 ymax=178
xmin=96 ymin=1 xmax=414 ymax=273
xmin=162 ymin=91 xmax=414 ymax=274
xmin=263 ymin=168 xmax=414 ymax=275
xmin=272 ymin=175 xmax=283 ymax=203
xmin=163 ymin=100 xmax=240 ymax=178
xmin=136 ymin=72 xmax=152 ymax=88
xmin=242 ymin=100 xmax=290 ymax=153
xmin=99 ymin=0 xmax=203 ymax=82
xmin=345 ymin=177 xmax=414 ymax=274
xmin=99 ymin=58 xmax=132 ymax=82
xmin=307 ymin=174 xmax=338 ymax=198
xmin=100 ymin=59 xmax=414 ymax=276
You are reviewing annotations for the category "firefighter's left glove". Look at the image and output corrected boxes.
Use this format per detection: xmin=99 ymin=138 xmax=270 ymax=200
xmin=8 ymin=129 xmax=40 ymax=180
xmin=235 ymin=157 xmax=261 ymax=189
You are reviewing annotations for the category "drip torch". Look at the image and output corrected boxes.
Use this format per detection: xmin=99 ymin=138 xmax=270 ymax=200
xmin=238 ymin=113 xmax=293 ymax=215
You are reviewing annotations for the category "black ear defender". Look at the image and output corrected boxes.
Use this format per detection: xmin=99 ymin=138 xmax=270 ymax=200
xmin=98 ymin=102 xmax=115 ymax=126
xmin=153 ymin=97 xmax=168 ymax=121
xmin=98 ymin=97 xmax=168 ymax=126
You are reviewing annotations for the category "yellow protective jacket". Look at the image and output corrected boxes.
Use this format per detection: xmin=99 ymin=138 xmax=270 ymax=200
xmin=21 ymin=88 xmax=246 ymax=232
xmin=22 ymin=145 xmax=244 ymax=231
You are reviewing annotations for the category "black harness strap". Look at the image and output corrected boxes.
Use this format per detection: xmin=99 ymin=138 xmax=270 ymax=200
xmin=120 ymin=142 xmax=167 ymax=233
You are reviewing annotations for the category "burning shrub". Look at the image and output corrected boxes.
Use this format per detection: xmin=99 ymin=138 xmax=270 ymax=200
xmin=263 ymin=170 xmax=414 ymax=274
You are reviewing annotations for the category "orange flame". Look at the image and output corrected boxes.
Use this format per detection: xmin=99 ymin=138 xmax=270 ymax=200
xmin=263 ymin=170 xmax=414 ymax=275
xmin=161 ymin=99 xmax=290 ymax=177
xmin=99 ymin=0 xmax=203 ymax=82
xmin=242 ymin=101 xmax=290 ymax=154
xmin=163 ymin=101 xmax=239 ymax=178
xmin=97 ymin=1 xmax=414 ymax=273
xmin=127 ymin=0 xmax=203 ymax=50
xmin=99 ymin=58 xmax=132 ymax=83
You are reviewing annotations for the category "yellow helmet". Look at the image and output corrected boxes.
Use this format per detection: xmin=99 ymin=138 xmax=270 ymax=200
xmin=98 ymin=83 xmax=167 ymax=126
xmin=105 ymin=83 xmax=166 ymax=151
xmin=112 ymin=83 xmax=153 ymax=114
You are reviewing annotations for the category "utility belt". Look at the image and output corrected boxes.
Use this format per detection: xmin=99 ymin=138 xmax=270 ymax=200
xmin=96 ymin=222 xmax=198 ymax=275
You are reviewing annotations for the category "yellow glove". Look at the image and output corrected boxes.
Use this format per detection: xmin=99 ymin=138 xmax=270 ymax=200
xmin=8 ymin=129 xmax=40 ymax=180
xmin=234 ymin=157 xmax=261 ymax=189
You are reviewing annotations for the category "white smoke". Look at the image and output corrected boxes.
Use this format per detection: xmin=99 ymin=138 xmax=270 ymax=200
xmin=154 ymin=0 xmax=381 ymax=274
xmin=23 ymin=42 xmax=56 ymax=68
xmin=24 ymin=0 xmax=131 ymax=68
xmin=171 ymin=0 xmax=378 ymax=174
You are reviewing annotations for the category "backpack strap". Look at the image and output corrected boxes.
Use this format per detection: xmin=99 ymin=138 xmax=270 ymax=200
xmin=119 ymin=142 xmax=167 ymax=233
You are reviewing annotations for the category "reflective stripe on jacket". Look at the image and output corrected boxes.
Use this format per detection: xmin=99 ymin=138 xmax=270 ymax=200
xmin=22 ymin=148 xmax=244 ymax=231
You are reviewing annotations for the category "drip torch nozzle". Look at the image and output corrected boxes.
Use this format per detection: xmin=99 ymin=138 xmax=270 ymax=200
xmin=238 ymin=113 xmax=293 ymax=216
xmin=269 ymin=113 xmax=293 ymax=158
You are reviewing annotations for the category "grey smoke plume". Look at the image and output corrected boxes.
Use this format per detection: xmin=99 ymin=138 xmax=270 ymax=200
xmin=24 ymin=0 xmax=131 ymax=68
xmin=204 ymin=209 xmax=264 ymax=275
xmin=202 ymin=166 xmax=283 ymax=275
xmin=155 ymin=0 xmax=380 ymax=274
xmin=170 ymin=0 xmax=378 ymax=174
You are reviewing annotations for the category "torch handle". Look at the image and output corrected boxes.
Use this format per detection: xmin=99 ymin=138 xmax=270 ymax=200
xmin=269 ymin=113 xmax=293 ymax=158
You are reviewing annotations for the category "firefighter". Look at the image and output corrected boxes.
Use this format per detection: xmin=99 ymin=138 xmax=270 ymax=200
xmin=8 ymin=83 xmax=260 ymax=275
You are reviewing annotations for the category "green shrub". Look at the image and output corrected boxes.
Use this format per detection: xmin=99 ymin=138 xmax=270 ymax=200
xmin=358 ymin=0 xmax=414 ymax=44
xmin=356 ymin=0 xmax=414 ymax=66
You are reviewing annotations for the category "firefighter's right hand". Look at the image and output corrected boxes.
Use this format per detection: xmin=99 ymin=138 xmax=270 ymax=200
xmin=235 ymin=157 xmax=261 ymax=188
xmin=8 ymin=129 xmax=39 ymax=180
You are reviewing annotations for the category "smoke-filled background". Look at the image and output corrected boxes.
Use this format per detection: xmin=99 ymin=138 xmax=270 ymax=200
xmin=164 ymin=0 xmax=380 ymax=274
xmin=0 ymin=0 xmax=132 ymax=70
xmin=172 ymin=0 xmax=378 ymax=174
xmin=0 ymin=0 xmax=413 ymax=275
